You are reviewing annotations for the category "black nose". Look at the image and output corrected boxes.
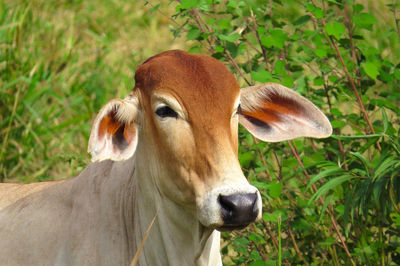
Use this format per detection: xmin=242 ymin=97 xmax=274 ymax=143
xmin=218 ymin=193 xmax=259 ymax=227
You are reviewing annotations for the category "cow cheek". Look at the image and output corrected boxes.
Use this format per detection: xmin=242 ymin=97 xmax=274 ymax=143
xmin=157 ymin=125 xmax=198 ymax=205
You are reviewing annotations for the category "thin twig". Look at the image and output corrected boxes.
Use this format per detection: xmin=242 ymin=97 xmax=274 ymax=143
xmin=190 ymin=10 xmax=216 ymax=53
xmin=287 ymin=225 xmax=309 ymax=265
xmin=130 ymin=213 xmax=158 ymax=266
xmin=393 ymin=0 xmax=400 ymax=37
xmin=250 ymin=240 xmax=268 ymax=261
xmin=310 ymin=0 xmax=381 ymax=151
xmin=145 ymin=1 xmax=180 ymax=26
xmin=249 ymin=9 xmax=271 ymax=72
xmin=224 ymin=50 xmax=251 ymax=86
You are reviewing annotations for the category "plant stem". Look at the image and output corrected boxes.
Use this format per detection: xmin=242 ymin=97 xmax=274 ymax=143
xmin=310 ymin=0 xmax=381 ymax=152
xmin=278 ymin=215 xmax=282 ymax=266
xmin=287 ymin=224 xmax=309 ymax=265
xmin=0 ymin=85 xmax=22 ymax=182
xmin=287 ymin=140 xmax=355 ymax=265
xmin=249 ymin=10 xmax=271 ymax=72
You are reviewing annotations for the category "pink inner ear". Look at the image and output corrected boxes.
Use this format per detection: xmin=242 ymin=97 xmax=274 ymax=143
xmin=97 ymin=113 xmax=136 ymax=151
xmin=244 ymin=89 xmax=309 ymax=123
xmin=241 ymin=106 xmax=281 ymax=124
xmin=241 ymin=101 xmax=301 ymax=124
xmin=98 ymin=113 xmax=122 ymax=140
xmin=123 ymin=123 xmax=135 ymax=144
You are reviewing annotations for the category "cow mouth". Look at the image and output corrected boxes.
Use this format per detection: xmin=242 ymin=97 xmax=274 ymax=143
xmin=216 ymin=224 xmax=250 ymax=232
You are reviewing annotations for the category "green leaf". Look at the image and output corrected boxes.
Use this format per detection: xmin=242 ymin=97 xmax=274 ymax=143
xmin=331 ymin=133 xmax=386 ymax=140
xmin=257 ymin=26 xmax=265 ymax=37
xmin=218 ymin=33 xmax=240 ymax=42
xmin=373 ymin=156 xmax=400 ymax=180
xmin=268 ymin=182 xmax=283 ymax=199
xmin=319 ymin=237 xmax=335 ymax=246
xmin=251 ymin=181 xmax=270 ymax=191
xmin=249 ymin=260 xmax=268 ymax=266
xmin=282 ymin=76 xmax=294 ymax=88
xmin=336 ymin=205 xmax=345 ymax=215
xmin=353 ymin=4 xmax=364 ymax=13
xmin=359 ymin=136 xmax=380 ymax=154
xmin=313 ymin=76 xmax=324 ymax=86
xmin=186 ymin=26 xmax=201 ymax=40
xmin=262 ymin=210 xmax=287 ymax=223
xmin=331 ymin=120 xmax=345 ymax=128
xmin=319 ymin=194 xmax=333 ymax=220
xmin=325 ymin=22 xmax=346 ymax=40
xmin=310 ymin=175 xmax=354 ymax=202
xmin=261 ymin=29 xmax=288 ymax=49
xmin=349 ymin=152 xmax=370 ymax=177
xmin=362 ymin=61 xmax=379 ymax=79
xmin=306 ymin=3 xmax=315 ymax=12
xmin=353 ymin=13 xmax=377 ymax=30
xmin=307 ymin=167 xmax=346 ymax=190
xmin=314 ymin=48 xmax=327 ymax=58
xmin=382 ymin=108 xmax=388 ymax=133
xmin=227 ymin=0 xmax=237 ymax=9
xmin=330 ymin=108 xmax=342 ymax=117
xmin=218 ymin=19 xmax=231 ymax=30
xmin=180 ymin=0 xmax=199 ymax=9
xmin=214 ymin=46 xmax=224 ymax=53
xmin=313 ymin=7 xmax=324 ymax=19
xmin=274 ymin=60 xmax=285 ymax=75
xmin=395 ymin=68 xmax=400 ymax=80
xmin=149 ymin=4 xmax=160 ymax=12
xmin=293 ymin=15 xmax=311 ymax=26
xmin=188 ymin=45 xmax=202 ymax=54
xmin=239 ymin=151 xmax=253 ymax=168
xmin=251 ymin=69 xmax=273 ymax=83
xmin=328 ymin=75 xmax=339 ymax=83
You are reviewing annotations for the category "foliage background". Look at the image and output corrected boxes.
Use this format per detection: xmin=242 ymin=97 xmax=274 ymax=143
xmin=1 ymin=0 xmax=399 ymax=265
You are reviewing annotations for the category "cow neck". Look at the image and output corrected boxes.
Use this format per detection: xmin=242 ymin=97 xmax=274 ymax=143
xmin=128 ymin=143 xmax=222 ymax=266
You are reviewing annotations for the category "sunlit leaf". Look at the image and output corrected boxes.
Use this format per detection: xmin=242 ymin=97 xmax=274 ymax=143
xmin=362 ymin=62 xmax=379 ymax=79
xmin=325 ymin=22 xmax=346 ymax=40
xmin=180 ymin=0 xmax=199 ymax=9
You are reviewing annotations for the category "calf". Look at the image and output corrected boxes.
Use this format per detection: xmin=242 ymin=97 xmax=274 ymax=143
xmin=0 ymin=50 xmax=332 ymax=265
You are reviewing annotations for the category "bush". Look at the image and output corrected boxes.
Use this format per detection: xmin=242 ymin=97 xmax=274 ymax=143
xmin=167 ymin=0 xmax=400 ymax=264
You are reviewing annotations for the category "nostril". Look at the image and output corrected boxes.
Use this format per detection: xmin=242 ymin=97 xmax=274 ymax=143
xmin=218 ymin=193 xmax=258 ymax=226
xmin=218 ymin=194 xmax=236 ymax=215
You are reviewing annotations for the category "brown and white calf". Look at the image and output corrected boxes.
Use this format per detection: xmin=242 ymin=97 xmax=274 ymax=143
xmin=0 ymin=50 xmax=332 ymax=265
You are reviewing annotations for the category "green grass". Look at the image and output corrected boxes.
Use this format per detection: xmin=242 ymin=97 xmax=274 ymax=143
xmin=0 ymin=0 xmax=186 ymax=183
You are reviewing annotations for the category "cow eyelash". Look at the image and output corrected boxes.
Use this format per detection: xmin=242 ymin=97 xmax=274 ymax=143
xmin=155 ymin=105 xmax=178 ymax=119
xmin=236 ymin=105 xmax=242 ymax=115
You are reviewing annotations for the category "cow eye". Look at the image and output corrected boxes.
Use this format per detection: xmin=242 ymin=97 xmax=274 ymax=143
xmin=155 ymin=105 xmax=178 ymax=119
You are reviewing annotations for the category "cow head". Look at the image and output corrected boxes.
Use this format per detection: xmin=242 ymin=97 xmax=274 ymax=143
xmin=88 ymin=50 xmax=332 ymax=230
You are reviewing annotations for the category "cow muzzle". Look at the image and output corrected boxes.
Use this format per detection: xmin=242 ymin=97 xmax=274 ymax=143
xmin=218 ymin=193 xmax=259 ymax=231
xmin=197 ymin=183 xmax=262 ymax=230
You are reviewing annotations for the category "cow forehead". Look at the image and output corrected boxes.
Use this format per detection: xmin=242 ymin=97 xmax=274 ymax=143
xmin=134 ymin=50 xmax=240 ymax=119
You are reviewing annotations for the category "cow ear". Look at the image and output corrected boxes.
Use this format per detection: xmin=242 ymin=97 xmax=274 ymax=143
xmin=239 ymin=83 xmax=332 ymax=142
xmin=88 ymin=95 xmax=139 ymax=162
